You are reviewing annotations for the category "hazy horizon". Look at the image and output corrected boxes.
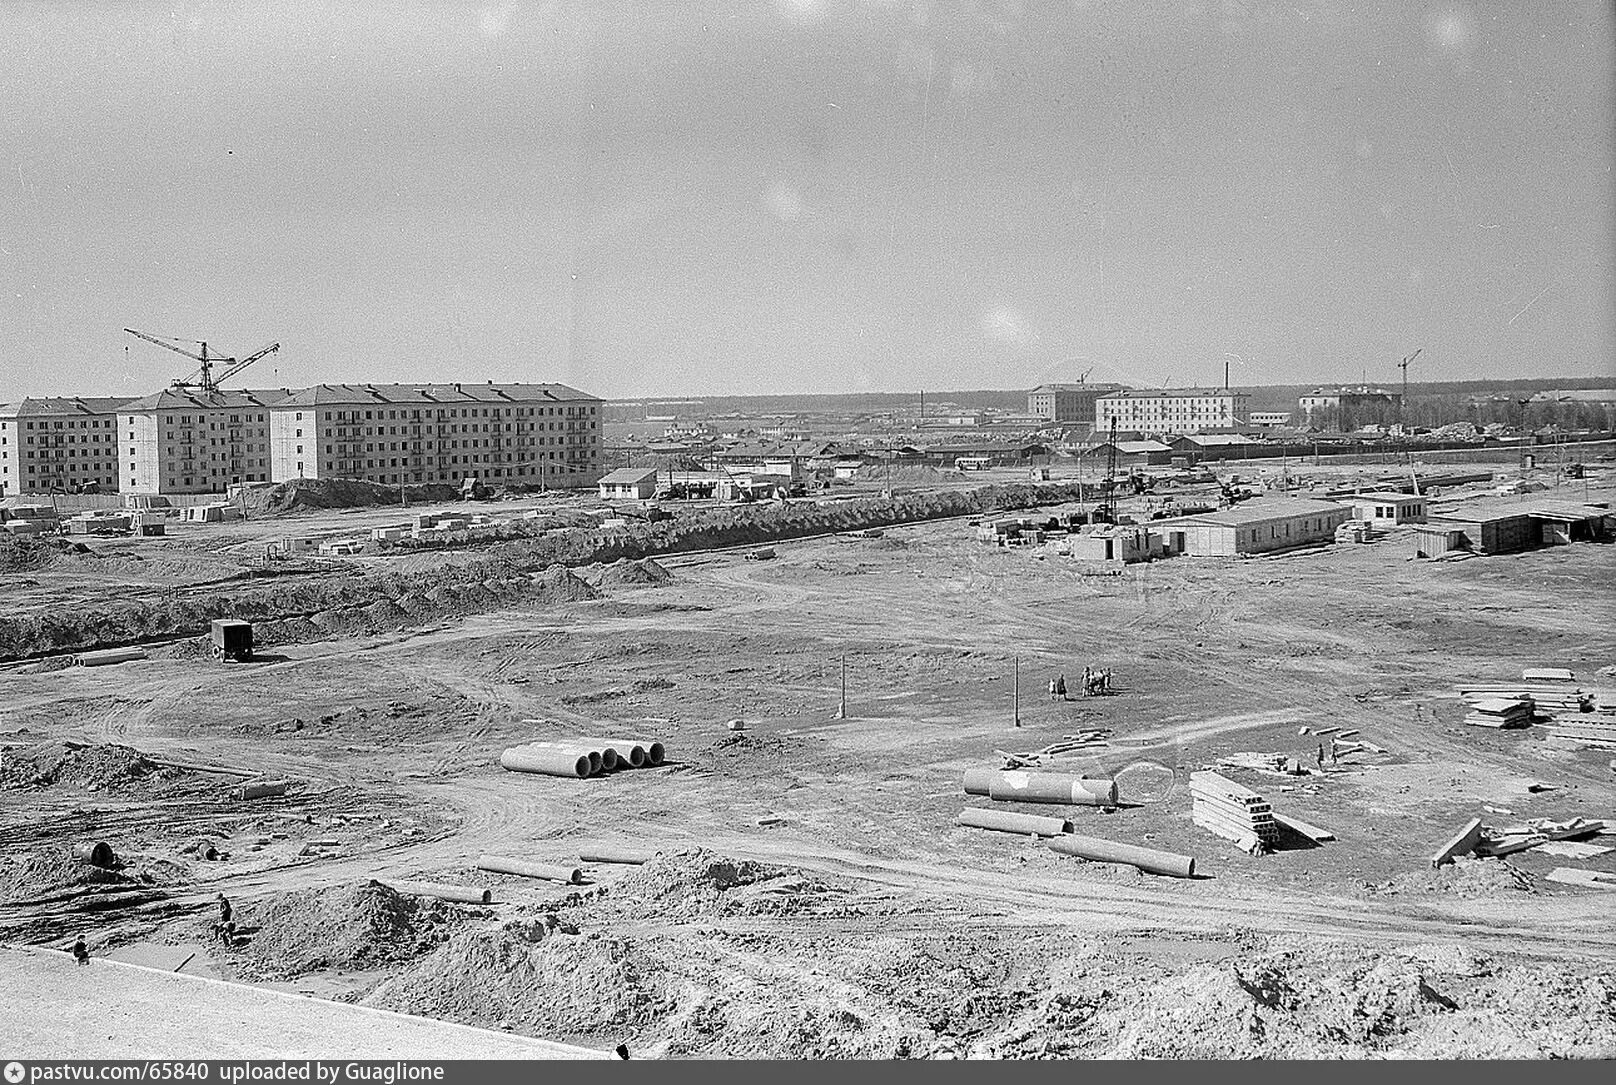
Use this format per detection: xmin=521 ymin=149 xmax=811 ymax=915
xmin=3 ymin=1 xmax=1612 ymax=402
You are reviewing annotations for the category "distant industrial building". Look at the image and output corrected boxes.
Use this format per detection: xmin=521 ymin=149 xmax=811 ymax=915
xmin=1078 ymin=439 xmax=1174 ymax=468
xmin=1159 ymin=497 xmax=1351 ymax=557
xmin=1298 ymin=386 xmax=1402 ymax=432
xmin=1095 ymin=388 xmax=1251 ymax=436
xmin=1027 ymin=383 xmax=1128 ymax=426
xmin=1248 ymin=411 xmax=1292 ymax=430
xmin=0 ymin=396 xmax=137 ymax=497
xmin=1168 ymin=433 xmax=1259 ymax=462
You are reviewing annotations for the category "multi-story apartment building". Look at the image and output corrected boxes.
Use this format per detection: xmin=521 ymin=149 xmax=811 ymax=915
xmin=0 ymin=397 xmax=137 ymax=496
xmin=119 ymin=388 xmax=285 ymax=495
xmin=1095 ymin=388 xmax=1251 ymax=436
xmin=1027 ymin=382 xmax=1128 ymax=425
xmin=1297 ymin=386 xmax=1402 ymax=432
xmin=266 ymin=382 xmax=602 ymax=489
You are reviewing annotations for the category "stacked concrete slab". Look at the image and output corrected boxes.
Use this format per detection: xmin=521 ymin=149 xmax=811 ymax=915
xmin=1190 ymin=771 xmax=1279 ymax=854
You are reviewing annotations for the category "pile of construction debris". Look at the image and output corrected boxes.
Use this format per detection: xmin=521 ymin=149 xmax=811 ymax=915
xmin=995 ymin=729 xmax=1111 ymax=768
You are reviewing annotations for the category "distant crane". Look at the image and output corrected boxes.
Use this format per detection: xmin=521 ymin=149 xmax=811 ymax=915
xmin=1097 ymin=416 xmax=1120 ymax=524
xmin=123 ymin=328 xmax=280 ymax=394
xmin=1396 ymin=347 xmax=1422 ymax=419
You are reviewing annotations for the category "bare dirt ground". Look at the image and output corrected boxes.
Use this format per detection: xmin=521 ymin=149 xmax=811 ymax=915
xmin=2 ymin=460 xmax=1613 ymax=1058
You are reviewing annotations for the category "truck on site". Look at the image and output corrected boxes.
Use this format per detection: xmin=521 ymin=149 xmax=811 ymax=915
xmin=744 ymin=546 xmax=776 ymax=561
xmin=210 ymin=619 xmax=253 ymax=663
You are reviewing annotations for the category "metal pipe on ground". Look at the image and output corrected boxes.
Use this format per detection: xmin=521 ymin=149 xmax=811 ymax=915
xmin=1047 ymin=833 xmax=1196 ymax=878
xmin=579 ymin=845 xmax=657 ymax=865
xmin=985 ymin=771 xmax=1117 ymax=807
xmin=499 ymin=746 xmax=593 ymax=779
xmin=477 ymin=854 xmax=584 ymax=884
xmin=71 ymin=841 xmax=115 ymax=867
xmin=379 ymin=879 xmax=493 ymax=904
xmin=956 ymin=807 xmax=1069 ymax=837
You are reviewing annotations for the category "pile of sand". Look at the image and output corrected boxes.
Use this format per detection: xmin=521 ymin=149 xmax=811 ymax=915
xmin=235 ymin=881 xmax=462 ymax=980
xmin=1360 ymin=856 xmax=1531 ymax=900
xmin=0 ymin=742 xmax=162 ymax=792
xmin=366 ymin=925 xmax=669 ymax=1038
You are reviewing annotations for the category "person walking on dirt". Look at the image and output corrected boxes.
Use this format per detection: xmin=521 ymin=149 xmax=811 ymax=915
xmin=214 ymin=893 xmax=234 ymax=945
xmin=1316 ymin=742 xmax=1326 ymax=768
xmin=1082 ymin=666 xmax=1092 ymax=696
xmin=1047 ymin=678 xmax=1058 ymax=701
xmin=1330 ymin=740 xmax=1339 ymax=765
xmin=1056 ymin=674 xmax=1067 ymax=700
xmin=72 ymin=935 xmax=89 ymax=966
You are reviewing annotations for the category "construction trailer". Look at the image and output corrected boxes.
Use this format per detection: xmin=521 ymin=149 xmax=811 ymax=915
xmin=1423 ymin=498 xmax=1613 ymax=556
xmin=1156 ymin=497 xmax=1351 ymax=557
xmin=210 ymin=619 xmax=253 ymax=662
xmin=1066 ymin=524 xmax=1156 ymax=563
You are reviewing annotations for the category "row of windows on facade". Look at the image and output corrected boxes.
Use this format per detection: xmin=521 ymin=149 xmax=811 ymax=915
xmin=7 ymin=404 xmax=598 ymax=431
xmin=129 ymin=461 xmax=590 ymax=488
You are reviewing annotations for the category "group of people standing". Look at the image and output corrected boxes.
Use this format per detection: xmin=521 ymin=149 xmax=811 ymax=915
xmin=1048 ymin=667 xmax=1114 ymax=700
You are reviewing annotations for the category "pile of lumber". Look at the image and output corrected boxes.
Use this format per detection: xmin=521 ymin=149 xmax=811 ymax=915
xmin=1457 ymin=683 xmax=1591 ymax=714
xmin=1189 ymin=771 xmax=1279 ymax=855
xmin=997 ymin=729 xmax=1111 ymax=768
xmin=1464 ymin=697 xmax=1533 ymax=728
xmin=1543 ymin=715 xmax=1616 ymax=750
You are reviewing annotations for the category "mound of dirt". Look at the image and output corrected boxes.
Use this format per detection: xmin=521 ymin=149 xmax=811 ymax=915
xmin=0 ymin=742 xmax=163 ymax=792
xmin=0 ymin=534 xmax=59 ymax=573
xmin=235 ymin=881 xmax=462 ymax=980
xmin=0 ymin=847 xmax=132 ymax=903
xmin=855 ymin=464 xmax=955 ymax=484
xmin=574 ymin=848 xmax=853 ymax=923
xmin=530 ymin=565 xmax=600 ymax=604
xmin=592 ymin=558 xmax=673 ymax=590
xmin=1360 ymin=856 xmax=1531 ymax=899
xmin=240 ymin=477 xmax=461 ymax=515
xmin=365 ymin=926 xmax=671 ymax=1036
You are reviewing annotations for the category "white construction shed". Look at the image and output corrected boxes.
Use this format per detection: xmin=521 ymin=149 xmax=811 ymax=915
xmin=1345 ymin=492 xmax=1428 ymax=527
xmin=1159 ymin=497 xmax=1351 ymax=557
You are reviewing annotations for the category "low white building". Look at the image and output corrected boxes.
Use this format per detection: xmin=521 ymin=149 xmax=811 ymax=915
xmin=1344 ymin=492 xmax=1427 ymax=527
xmin=597 ymin=466 xmax=659 ymax=501
xmin=1158 ymin=497 xmax=1351 ymax=557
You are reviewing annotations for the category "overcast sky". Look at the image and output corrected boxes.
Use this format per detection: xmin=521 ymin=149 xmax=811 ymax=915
xmin=1 ymin=1 xmax=1611 ymax=400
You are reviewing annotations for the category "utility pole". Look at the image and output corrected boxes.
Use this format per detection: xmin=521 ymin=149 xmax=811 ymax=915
xmin=837 ymin=654 xmax=847 ymax=720
xmin=1013 ymin=655 xmax=1021 ymax=728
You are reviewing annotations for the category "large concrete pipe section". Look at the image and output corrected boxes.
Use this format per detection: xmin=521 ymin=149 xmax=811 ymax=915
xmin=956 ymin=807 xmax=1069 ymax=837
xmin=576 ymin=739 xmax=646 ymax=768
xmin=602 ymin=739 xmax=664 ymax=767
xmin=231 ymin=780 xmax=289 ymax=801
xmin=519 ymin=741 xmax=611 ymax=774
xmin=379 ymin=879 xmax=494 ymax=904
xmin=477 ymin=854 xmax=584 ymax=884
xmin=579 ymin=845 xmax=656 ymax=865
xmin=986 ymin=771 xmax=1118 ymax=807
xmin=499 ymin=745 xmax=593 ymax=779
xmin=962 ymin=768 xmax=994 ymax=796
xmin=1046 ymin=834 xmax=1196 ymax=878
xmin=71 ymin=841 xmax=115 ymax=867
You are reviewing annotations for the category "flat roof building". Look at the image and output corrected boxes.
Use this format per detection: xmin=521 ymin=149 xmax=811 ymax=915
xmin=1028 ymin=383 xmax=1128 ymax=426
xmin=1345 ymin=492 xmax=1428 ymax=527
xmin=1158 ymin=497 xmax=1351 ymax=557
xmin=1096 ymin=388 xmax=1251 ymax=436
xmin=1424 ymin=498 xmax=1612 ymax=556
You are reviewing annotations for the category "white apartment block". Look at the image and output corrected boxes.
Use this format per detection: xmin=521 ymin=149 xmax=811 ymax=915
xmin=1095 ymin=388 xmax=1251 ymax=436
xmin=119 ymin=388 xmax=283 ymax=495
xmin=0 ymin=397 xmax=137 ymax=497
xmin=266 ymin=382 xmax=603 ymax=489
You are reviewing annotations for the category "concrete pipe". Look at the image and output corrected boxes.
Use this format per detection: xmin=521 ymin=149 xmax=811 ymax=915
xmin=577 ymin=739 xmax=646 ymax=769
xmin=231 ymin=780 xmax=289 ymax=801
xmin=962 ymin=767 xmax=995 ymax=796
xmin=598 ymin=748 xmax=620 ymax=772
xmin=499 ymin=746 xmax=592 ymax=779
xmin=987 ymin=771 xmax=1117 ymax=807
xmin=956 ymin=807 xmax=1069 ymax=837
xmin=642 ymin=741 xmax=665 ymax=766
xmin=477 ymin=854 xmax=584 ymax=884
xmin=579 ymin=845 xmax=656 ymax=865
xmin=71 ymin=841 xmax=115 ymax=868
xmin=1046 ymin=833 xmax=1196 ymax=878
xmin=379 ymin=879 xmax=493 ymax=904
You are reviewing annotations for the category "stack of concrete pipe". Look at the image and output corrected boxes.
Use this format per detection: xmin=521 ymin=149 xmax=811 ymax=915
xmin=500 ymin=735 xmax=667 ymax=779
xmin=963 ymin=767 xmax=1118 ymax=807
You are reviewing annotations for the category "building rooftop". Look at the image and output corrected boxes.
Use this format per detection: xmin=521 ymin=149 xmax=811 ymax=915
xmin=1097 ymin=388 xmax=1248 ymax=400
xmin=1162 ymin=497 xmax=1348 ymax=527
xmin=1346 ymin=491 xmax=1428 ymax=503
xmin=0 ymin=396 xmax=143 ymax=417
xmin=598 ymin=466 xmax=660 ymax=485
xmin=272 ymin=382 xmax=599 ymax=406
xmin=118 ymin=387 xmax=292 ymax=411
xmin=1029 ymin=383 xmax=1127 ymax=394
xmin=1430 ymin=498 xmax=1611 ymax=524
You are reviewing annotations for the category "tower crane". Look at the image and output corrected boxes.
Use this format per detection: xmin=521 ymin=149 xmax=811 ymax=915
xmin=123 ymin=329 xmax=280 ymax=394
xmin=1396 ymin=348 xmax=1422 ymax=418
xmin=1096 ymin=416 xmax=1119 ymax=524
